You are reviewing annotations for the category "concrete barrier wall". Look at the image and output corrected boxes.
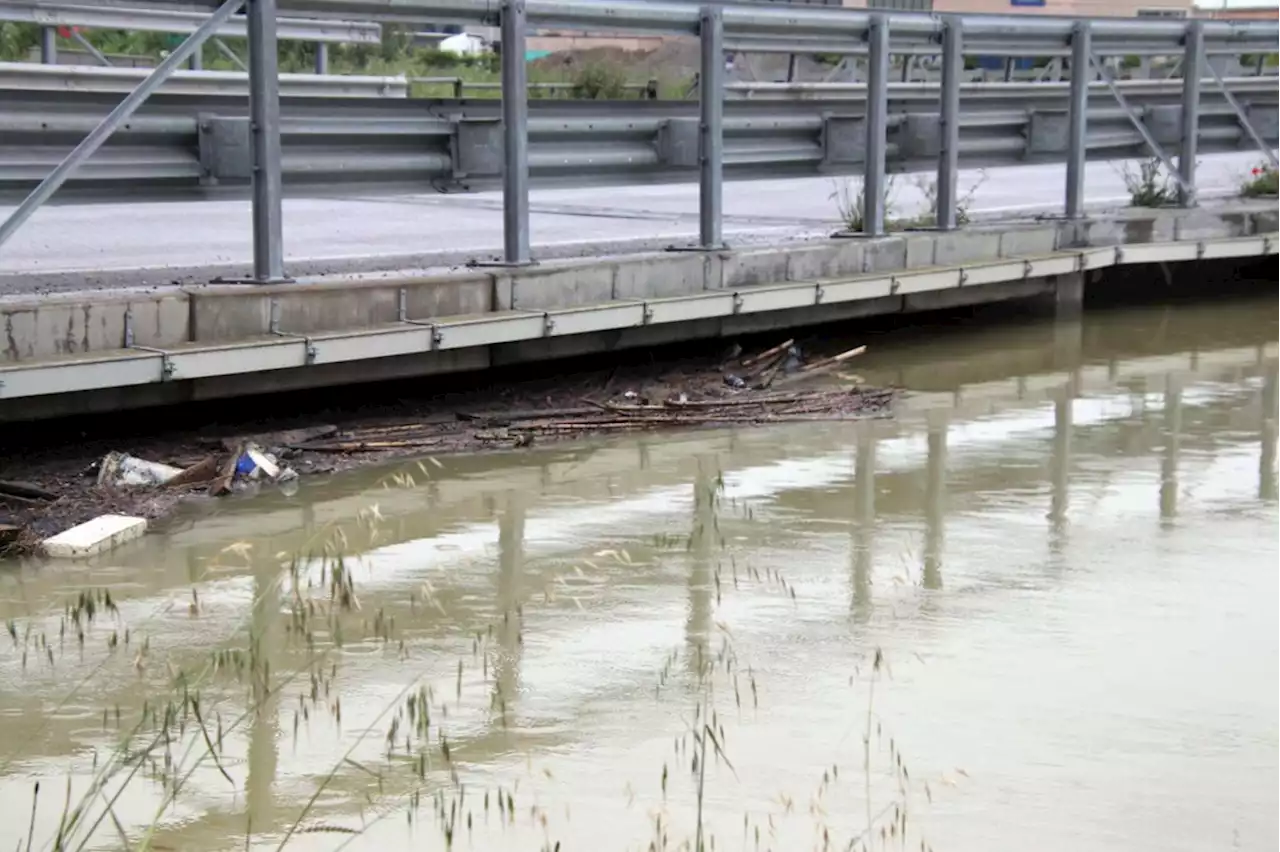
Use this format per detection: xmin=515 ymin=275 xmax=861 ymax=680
xmin=4 ymin=205 xmax=1271 ymax=366
xmin=0 ymin=203 xmax=1274 ymax=420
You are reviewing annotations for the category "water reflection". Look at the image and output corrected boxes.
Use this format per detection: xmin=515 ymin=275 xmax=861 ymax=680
xmin=1160 ymin=375 xmax=1183 ymax=526
xmin=851 ymin=428 xmax=875 ymax=620
xmin=1261 ymin=358 xmax=1277 ymax=502
xmin=923 ymin=413 xmax=947 ymax=591
xmin=1 ymin=297 xmax=1277 ymax=852
xmin=686 ymin=457 xmax=717 ymax=674
xmin=494 ymin=492 xmax=524 ymax=728
xmin=1049 ymin=379 xmax=1073 ymax=551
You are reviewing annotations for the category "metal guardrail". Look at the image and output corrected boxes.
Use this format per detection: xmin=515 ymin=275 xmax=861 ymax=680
xmin=0 ymin=78 xmax=1273 ymax=198
xmin=0 ymin=61 xmax=408 ymax=97
xmin=408 ymin=75 xmax=661 ymax=100
xmin=0 ymin=1 xmax=382 ymax=43
xmin=0 ymin=0 xmax=1276 ymax=280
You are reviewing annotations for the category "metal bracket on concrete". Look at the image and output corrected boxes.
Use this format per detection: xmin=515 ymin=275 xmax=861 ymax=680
xmin=1023 ymin=259 xmax=1034 ymax=279
xmin=1203 ymin=61 xmax=1279 ymax=169
xmin=268 ymin=297 xmax=317 ymax=364
xmin=1114 ymin=246 xmax=1125 ymax=264
xmin=731 ymin=293 xmax=744 ymax=314
xmin=396 ymin=288 xmax=443 ymax=348
xmin=1087 ymin=51 xmax=1189 ymax=195
xmin=958 ymin=269 xmax=969 ymax=285
xmin=1263 ymin=236 xmax=1273 ymax=255
xmin=814 ymin=284 xmax=825 ymax=304
xmin=542 ymin=313 xmax=556 ymax=336
xmin=1075 ymin=252 xmax=1088 ymax=272
xmin=123 ymin=306 xmax=175 ymax=379
xmin=641 ymin=304 xmax=655 ymax=325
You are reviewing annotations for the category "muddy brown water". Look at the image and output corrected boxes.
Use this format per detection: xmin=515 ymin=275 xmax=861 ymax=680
xmin=0 ymin=295 xmax=1275 ymax=852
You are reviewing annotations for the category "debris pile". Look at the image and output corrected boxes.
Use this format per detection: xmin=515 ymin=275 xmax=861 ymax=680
xmin=286 ymin=338 xmax=892 ymax=448
xmin=0 ymin=337 xmax=895 ymax=558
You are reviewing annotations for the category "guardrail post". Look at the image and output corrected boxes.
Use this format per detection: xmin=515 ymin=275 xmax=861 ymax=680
xmin=0 ymin=0 xmax=245 ymax=254
xmin=699 ymin=5 xmax=725 ymax=249
xmin=1177 ymin=20 xmax=1204 ymax=208
xmin=936 ymin=17 xmax=962 ymax=232
xmin=315 ymin=43 xmax=329 ymax=75
xmin=1065 ymin=20 xmax=1091 ymax=220
xmin=863 ymin=13 xmax=889 ymax=236
xmin=248 ymin=0 xmax=286 ymax=282
xmin=501 ymin=0 xmax=531 ymax=264
xmin=40 ymin=27 xmax=56 ymax=64
xmin=189 ymin=48 xmax=203 ymax=71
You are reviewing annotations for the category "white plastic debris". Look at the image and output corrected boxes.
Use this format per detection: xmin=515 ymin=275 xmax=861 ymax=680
xmin=236 ymin=443 xmax=298 ymax=485
xmin=43 ymin=514 xmax=147 ymax=558
xmin=97 ymin=452 xmax=182 ymax=488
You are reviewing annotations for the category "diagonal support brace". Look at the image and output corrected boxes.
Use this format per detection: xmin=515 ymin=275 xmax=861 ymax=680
xmin=1204 ymin=61 xmax=1279 ymax=169
xmin=0 ymin=0 xmax=245 ymax=253
xmin=1088 ymin=51 xmax=1189 ymax=195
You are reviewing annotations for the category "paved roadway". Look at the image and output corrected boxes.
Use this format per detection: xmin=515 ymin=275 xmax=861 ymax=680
xmin=0 ymin=151 xmax=1265 ymax=294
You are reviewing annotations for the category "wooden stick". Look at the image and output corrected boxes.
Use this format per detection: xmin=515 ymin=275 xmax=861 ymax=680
xmin=0 ymin=480 xmax=58 ymax=502
xmin=799 ymin=345 xmax=866 ymax=373
xmin=740 ymin=338 xmax=794 ymax=368
xmin=459 ymin=406 xmax=601 ymax=422
xmin=298 ymin=439 xmax=443 ymax=452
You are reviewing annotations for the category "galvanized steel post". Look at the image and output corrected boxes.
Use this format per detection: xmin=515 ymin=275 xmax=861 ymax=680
xmin=699 ymin=5 xmax=725 ymax=249
xmin=1065 ymin=21 xmax=1091 ymax=219
xmin=1177 ymin=20 xmax=1204 ymax=207
xmin=862 ymin=13 xmax=889 ymax=236
xmin=936 ymin=17 xmax=962 ymax=231
xmin=315 ymin=42 xmax=329 ymax=75
xmin=40 ymin=26 xmax=56 ymax=64
xmin=501 ymin=0 xmax=531 ymax=264
xmin=248 ymin=0 xmax=286 ymax=282
xmin=0 ymin=0 xmax=245 ymax=253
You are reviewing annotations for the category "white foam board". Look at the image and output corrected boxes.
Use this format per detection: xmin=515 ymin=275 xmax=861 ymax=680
xmin=43 ymin=514 xmax=148 ymax=559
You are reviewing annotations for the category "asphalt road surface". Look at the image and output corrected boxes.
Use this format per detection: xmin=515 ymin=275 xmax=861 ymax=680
xmin=0 ymin=151 xmax=1265 ymax=294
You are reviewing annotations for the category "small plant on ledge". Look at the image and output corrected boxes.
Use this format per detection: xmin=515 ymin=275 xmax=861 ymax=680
xmin=1240 ymin=163 xmax=1279 ymax=198
xmin=1120 ymin=157 xmax=1178 ymax=208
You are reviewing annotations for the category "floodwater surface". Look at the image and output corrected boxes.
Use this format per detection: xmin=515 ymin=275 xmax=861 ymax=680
xmin=1 ymin=295 xmax=1276 ymax=852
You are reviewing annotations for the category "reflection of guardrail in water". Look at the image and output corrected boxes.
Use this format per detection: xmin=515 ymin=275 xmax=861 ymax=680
xmin=0 ymin=0 xmax=1277 ymax=280
xmin=0 ymin=77 xmax=1273 ymax=198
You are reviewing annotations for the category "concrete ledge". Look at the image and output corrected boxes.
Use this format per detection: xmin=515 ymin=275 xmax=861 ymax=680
xmin=2 ymin=289 xmax=189 ymax=362
xmin=0 ymin=203 xmax=1274 ymax=418
xmin=3 ymin=203 xmax=1268 ymax=364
